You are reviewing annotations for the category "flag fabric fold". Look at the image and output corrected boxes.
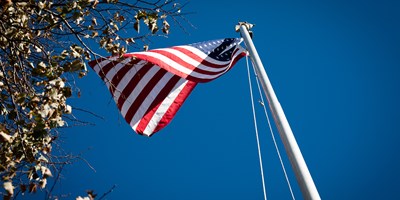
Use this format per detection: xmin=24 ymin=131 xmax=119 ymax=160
xmin=88 ymin=38 xmax=246 ymax=136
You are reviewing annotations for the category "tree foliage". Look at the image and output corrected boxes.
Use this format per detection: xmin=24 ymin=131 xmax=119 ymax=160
xmin=0 ymin=0 xmax=186 ymax=198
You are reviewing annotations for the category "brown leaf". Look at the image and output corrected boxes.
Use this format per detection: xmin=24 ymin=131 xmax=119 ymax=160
xmin=0 ymin=131 xmax=11 ymax=143
xmin=3 ymin=194 xmax=11 ymax=200
xmin=20 ymin=184 xmax=26 ymax=194
xmin=42 ymin=167 xmax=52 ymax=178
xmin=134 ymin=20 xmax=140 ymax=33
xmin=39 ymin=178 xmax=47 ymax=189
xmin=126 ymin=38 xmax=135 ymax=44
xmin=3 ymin=181 xmax=14 ymax=196
xmin=92 ymin=0 xmax=99 ymax=8
xmin=29 ymin=183 xmax=37 ymax=193
xmin=91 ymin=17 xmax=97 ymax=26
xmin=87 ymin=190 xmax=97 ymax=200
xmin=91 ymin=31 xmax=98 ymax=38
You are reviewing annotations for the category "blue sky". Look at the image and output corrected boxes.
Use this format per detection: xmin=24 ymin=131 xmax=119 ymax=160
xmin=25 ymin=0 xmax=400 ymax=199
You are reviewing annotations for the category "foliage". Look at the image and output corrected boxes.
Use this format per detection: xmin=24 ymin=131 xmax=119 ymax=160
xmin=0 ymin=0 xmax=186 ymax=198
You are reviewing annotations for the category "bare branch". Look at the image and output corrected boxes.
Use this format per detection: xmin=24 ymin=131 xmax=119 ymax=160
xmin=98 ymin=185 xmax=117 ymax=200
xmin=0 ymin=0 xmax=192 ymax=198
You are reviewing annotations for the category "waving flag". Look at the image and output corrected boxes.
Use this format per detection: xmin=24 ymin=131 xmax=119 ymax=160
xmin=89 ymin=38 xmax=246 ymax=136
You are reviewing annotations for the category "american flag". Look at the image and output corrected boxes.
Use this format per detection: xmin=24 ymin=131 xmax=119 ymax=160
xmin=89 ymin=38 xmax=247 ymax=136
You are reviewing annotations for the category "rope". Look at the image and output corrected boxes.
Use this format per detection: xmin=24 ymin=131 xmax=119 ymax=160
xmin=250 ymin=63 xmax=296 ymax=200
xmin=245 ymin=56 xmax=268 ymax=200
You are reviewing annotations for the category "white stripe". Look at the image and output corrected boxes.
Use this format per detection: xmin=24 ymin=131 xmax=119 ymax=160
xmin=130 ymin=72 xmax=175 ymax=131
xmin=126 ymin=46 xmax=229 ymax=66
xmin=151 ymin=48 xmax=230 ymax=73
xmin=93 ymin=57 xmax=118 ymax=73
xmin=112 ymin=60 xmax=147 ymax=101
xmin=177 ymin=44 xmax=245 ymax=66
xmin=170 ymin=45 xmax=232 ymax=66
xmin=120 ymin=66 xmax=159 ymax=117
xmin=141 ymin=78 xmax=188 ymax=136
xmin=236 ymin=45 xmax=247 ymax=55
xmin=133 ymin=46 xmax=232 ymax=67
xmin=133 ymin=51 xmax=193 ymax=74
xmin=102 ymin=58 xmax=132 ymax=88
xmin=132 ymin=52 xmax=230 ymax=80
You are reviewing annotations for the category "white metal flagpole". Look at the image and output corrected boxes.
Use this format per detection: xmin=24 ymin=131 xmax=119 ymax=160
xmin=238 ymin=22 xmax=321 ymax=200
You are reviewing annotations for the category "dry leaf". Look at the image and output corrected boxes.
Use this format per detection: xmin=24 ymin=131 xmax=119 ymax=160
xmin=3 ymin=181 xmax=14 ymax=196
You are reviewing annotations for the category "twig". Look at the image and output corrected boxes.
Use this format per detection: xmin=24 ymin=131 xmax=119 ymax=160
xmin=45 ymin=164 xmax=65 ymax=200
xmin=77 ymin=156 xmax=97 ymax=173
xmin=72 ymin=107 xmax=105 ymax=120
xmin=98 ymin=185 xmax=117 ymax=200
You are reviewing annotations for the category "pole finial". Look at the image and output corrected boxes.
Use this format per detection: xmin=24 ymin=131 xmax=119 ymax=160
xmin=236 ymin=22 xmax=255 ymax=38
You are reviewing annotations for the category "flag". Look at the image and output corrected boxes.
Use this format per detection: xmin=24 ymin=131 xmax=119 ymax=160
xmin=88 ymin=38 xmax=246 ymax=136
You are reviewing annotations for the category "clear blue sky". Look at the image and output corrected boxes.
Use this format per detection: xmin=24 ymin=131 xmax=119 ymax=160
xmin=27 ymin=0 xmax=400 ymax=199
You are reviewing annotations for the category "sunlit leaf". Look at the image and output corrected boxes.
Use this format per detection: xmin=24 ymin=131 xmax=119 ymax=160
xmin=0 ymin=0 xmax=185 ymax=196
xmin=29 ymin=183 xmax=37 ymax=193
xmin=134 ymin=20 xmax=140 ymax=33
xmin=38 ymin=155 xmax=48 ymax=163
xmin=126 ymin=38 xmax=135 ymax=44
xmin=20 ymin=184 xmax=26 ymax=194
xmin=39 ymin=178 xmax=47 ymax=188
xmin=0 ymin=131 xmax=12 ymax=143
xmin=162 ymin=20 xmax=170 ymax=34
xmin=91 ymin=17 xmax=97 ymax=26
xmin=3 ymin=181 xmax=14 ymax=196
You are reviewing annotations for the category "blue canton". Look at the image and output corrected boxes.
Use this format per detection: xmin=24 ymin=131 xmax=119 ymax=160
xmin=188 ymin=38 xmax=242 ymax=61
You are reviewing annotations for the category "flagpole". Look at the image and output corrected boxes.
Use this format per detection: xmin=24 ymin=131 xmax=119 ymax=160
xmin=238 ymin=23 xmax=321 ymax=200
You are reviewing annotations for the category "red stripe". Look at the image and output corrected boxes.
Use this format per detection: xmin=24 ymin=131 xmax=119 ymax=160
xmin=90 ymin=39 xmax=246 ymax=136
xmin=88 ymin=57 xmax=109 ymax=68
xmin=183 ymin=50 xmax=245 ymax=83
xmin=123 ymin=68 xmax=168 ymax=125
xmin=171 ymin=46 xmax=229 ymax=69
xmin=135 ymin=75 xmax=182 ymax=135
xmin=152 ymin=80 xmax=197 ymax=135
xmin=132 ymin=54 xmax=219 ymax=83
xmin=108 ymin=59 xmax=140 ymax=95
xmin=229 ymin=51 xmax=247 ymax=72
xmin=116 ymin=62 xmax=153 ymax=109
xmin=132 ymin=54 xmax=189 ymax=79
xmin=97 ymin=61 xmax=120 ymax=80
xmin=149 ymin=49 xmax=228 ymax=75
